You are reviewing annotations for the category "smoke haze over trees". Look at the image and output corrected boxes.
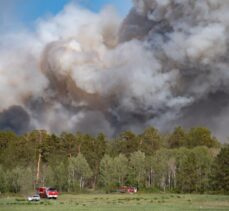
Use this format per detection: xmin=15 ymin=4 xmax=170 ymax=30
xmin=0 ymin=0 xmax=229 ymax=141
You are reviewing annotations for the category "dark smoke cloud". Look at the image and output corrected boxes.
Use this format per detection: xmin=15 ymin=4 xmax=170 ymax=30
xmin=0 ymin=1 xmax=229 ymax=142
xmin=0 ymin=106 xmax=31 ymax=134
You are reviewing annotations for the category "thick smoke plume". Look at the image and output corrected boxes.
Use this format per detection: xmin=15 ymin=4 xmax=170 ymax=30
xmin=0 ymin=0 xmax=229 ymax=141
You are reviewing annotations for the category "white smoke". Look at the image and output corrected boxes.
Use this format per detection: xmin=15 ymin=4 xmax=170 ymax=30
xmin=0 ymin=1 xmax=229 ymax=141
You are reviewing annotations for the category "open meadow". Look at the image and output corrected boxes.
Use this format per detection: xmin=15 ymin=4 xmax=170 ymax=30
xmin=0 ymin=193 xmax=228 ymax=211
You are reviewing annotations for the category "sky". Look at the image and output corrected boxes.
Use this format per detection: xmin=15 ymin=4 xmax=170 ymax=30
xmin=0 ymin=0 xmax=132 ymax=30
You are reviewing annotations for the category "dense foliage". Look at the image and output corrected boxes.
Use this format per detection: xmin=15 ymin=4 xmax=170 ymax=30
xmin=0 ymin=127 xmax=228 ymax=194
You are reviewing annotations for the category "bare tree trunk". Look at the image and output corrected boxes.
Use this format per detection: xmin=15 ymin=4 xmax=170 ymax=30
xmin=148 ymin=173 xmax=151 ymax=188
xmin=80 ymin=176 xmax=83 ymax=190
xmin=36 ymin=153 xmax=41 ymax=183
xmin=92 ymin=175 xmax=97 ymax=190
xmin=174 ymin=171 xmax=176 ymax=189
xmin=92 ymin=161 xmax=99 ymax=189
xmin=78 ymin=144 xmax=81 ymax=154
xmin=148 ymin=168 xmax=153 ymax=188
xmin=168 ymin=172 xmax=171 ymax=190
xmin=151 ymin=169 xmax=155 ymax=188
xmin=36 ymin=130 xmax=43 ymax=185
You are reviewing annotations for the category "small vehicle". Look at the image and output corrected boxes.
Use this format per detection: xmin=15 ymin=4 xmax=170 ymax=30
xmin=118 ymin=186 xmax=137 ymax=193
xmin=28 ymin=194 xmax=40 ymax=201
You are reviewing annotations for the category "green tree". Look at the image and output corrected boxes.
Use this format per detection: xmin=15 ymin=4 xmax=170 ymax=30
xmin=193 ymin=147 xmax=213 ymax=193
xmin=6 ymin=166 xmax=33 ymax=193
xmin=186 ymin=127 xmax=220 ymax=148
xmin=68 ymin=153 xmax=92 ymax=191
xmin=112 ymin=131 xmax=139 ymax=157
xmin=45 ymin=161 xmax=68 ymax=192
xmin=176 ymin=148 xmax=198 ymax=193
xmin=40 ymin=133 xmax=64 ymax=163
xmin=113 ymin=154 xmax=128 ymax=186
xmin=60 ymin=132 xmax=80 ymax=158
xmin=129 ymin=151 xmax=146 ymax=188
xmin=99 ymin=155 xmax=115 ymax=191
xmin=148 ymin=149 xmax=177 ymax=191
xmin=145 ymin=156 xmax=157 ymax=188
xmin=80 ymin=133 xmax=106 ymax=188
xmin=0 ymin=131 xmax=18 ymax=166
xmin=138 ymin=127 xmax=162 ymax=155
xmin=168 ymin=127 xmax=186 ymax=148
xmin=0 ymin=165 xmax=7 ymax=193
xmin=6 ymin=167 xmax=22 ymax=193
xmin=211 ymin=145 xmax=229 ymax=193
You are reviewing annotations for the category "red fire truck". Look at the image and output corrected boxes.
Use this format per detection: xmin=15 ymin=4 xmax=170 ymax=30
xmin=118 ymin=186 xmax=137 ymax=193
xmin=37 ymin=187 xmax=59 ymax=199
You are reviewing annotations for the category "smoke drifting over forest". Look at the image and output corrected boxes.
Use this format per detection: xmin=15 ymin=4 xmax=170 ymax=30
xmin=0 ymin=0 xmax=229 ymax=141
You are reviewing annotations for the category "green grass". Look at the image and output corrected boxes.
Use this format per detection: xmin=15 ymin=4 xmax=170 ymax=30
xmin=0 ymin=193 xmax=228 ymax=211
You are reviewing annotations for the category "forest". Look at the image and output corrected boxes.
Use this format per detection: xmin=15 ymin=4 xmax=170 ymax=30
xmin=0 ymin=127 xmax=228 ymax=195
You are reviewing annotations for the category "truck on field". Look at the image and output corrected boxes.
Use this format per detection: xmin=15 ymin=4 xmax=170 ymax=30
xmin=37 ymin=187 xmax=59 ymax=199
xmin=118 ymin=186 xmax=137 ymax=194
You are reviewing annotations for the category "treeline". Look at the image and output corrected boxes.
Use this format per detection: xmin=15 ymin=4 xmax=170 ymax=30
xmin=0 ymin=127 xmax=228 ymax=194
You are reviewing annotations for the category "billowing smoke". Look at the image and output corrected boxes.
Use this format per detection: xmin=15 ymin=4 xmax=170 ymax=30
xmin=0 ymin=1 xmax=229 ymax=141
xmin=0 ymin=106 xmax=31 ymax=134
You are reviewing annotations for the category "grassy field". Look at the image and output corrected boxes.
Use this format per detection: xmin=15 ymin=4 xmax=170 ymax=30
xmin=0 ymin=193 xmax=228 ymax=211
